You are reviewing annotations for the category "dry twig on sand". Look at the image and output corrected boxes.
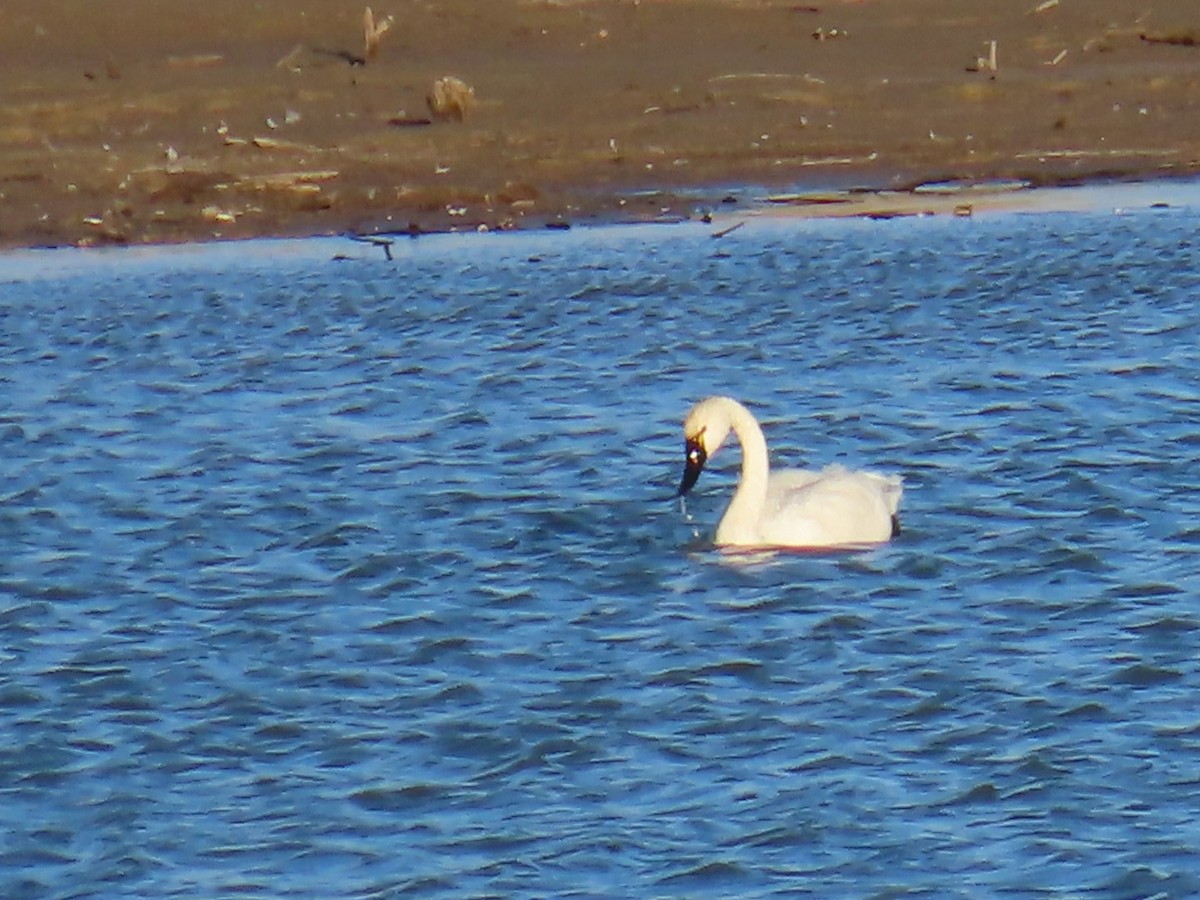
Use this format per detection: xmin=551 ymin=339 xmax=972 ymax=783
xmin=364 ymin=7 xmax=394 ymax=61
xmin=967 ymin=40 xmax=998 ymax=73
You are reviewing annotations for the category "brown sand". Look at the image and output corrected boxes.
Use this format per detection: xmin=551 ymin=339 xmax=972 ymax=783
xmin=3 ymin=0 xmax=1199 ymax=248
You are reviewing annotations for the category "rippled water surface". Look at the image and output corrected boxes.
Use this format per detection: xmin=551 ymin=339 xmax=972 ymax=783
xmin=4 ymin=201 xmax=1200 ymax=897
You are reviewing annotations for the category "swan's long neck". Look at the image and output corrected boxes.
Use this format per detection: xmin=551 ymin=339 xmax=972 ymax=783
xmin=719 ymin=402 xmax=771 ymax=543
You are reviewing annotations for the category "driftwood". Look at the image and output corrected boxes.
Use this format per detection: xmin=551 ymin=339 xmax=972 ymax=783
xmin=1140 ymin=30 xmax=1199 ymax=48
xmin=350 ymin=234 xmax=396 ymax=260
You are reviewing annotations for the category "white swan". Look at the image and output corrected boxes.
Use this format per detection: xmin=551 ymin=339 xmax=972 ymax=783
xmin=677 ymin=396 xmax=902 ymax=549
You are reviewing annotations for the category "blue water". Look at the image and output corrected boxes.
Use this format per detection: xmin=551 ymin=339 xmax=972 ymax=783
xmin=3 ymin=200 xmax=1200 ymax=898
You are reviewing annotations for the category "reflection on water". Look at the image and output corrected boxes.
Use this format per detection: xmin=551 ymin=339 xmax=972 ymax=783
xmin=3 ymin=201 xmax=1200 ymax=897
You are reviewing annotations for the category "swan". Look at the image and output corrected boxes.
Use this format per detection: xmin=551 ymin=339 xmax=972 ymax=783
xmin=676 ymin=396 xmax=902 ymax=549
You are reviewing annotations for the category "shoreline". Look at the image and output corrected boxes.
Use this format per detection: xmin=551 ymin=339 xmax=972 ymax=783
xmin=732 ymin=171 xmax=1192 ymax=223
xmin=2 ymin=174 xmax=1194 ymax=271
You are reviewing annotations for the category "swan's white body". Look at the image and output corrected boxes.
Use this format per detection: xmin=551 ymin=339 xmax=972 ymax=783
xmin=678 ymin=396 xmax=902 ymax=549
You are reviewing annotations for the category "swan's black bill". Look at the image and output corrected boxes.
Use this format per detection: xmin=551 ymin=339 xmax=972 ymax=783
xmin=676 ymin=437 xmax=707 ymax=497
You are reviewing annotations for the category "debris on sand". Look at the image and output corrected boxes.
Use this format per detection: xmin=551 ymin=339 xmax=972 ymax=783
xmin=274 ymin=8 xmax=390 ymax=72
xmin=967 ymin=40 xmax=998 ymax=74
xmin=364 ymin=7 xmax=394 ymax=61
xmin=427 ymin=76 xmax=475 ymax=122
xmin=276 ymin=43 xmax=364 ymax=71
xmin=811 ymin=27 xmax=847 ymax=42
xmin=388 ymin=114 xmax=433 ymax=127
xmin=1140 ymin=30 xmax=1199 ymax=48
xmin=249 ymin=136 xmax=322 ymax=153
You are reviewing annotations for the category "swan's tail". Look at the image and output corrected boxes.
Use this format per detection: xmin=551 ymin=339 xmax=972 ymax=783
xmin=860 ymin=471 xmax=903 ymax=517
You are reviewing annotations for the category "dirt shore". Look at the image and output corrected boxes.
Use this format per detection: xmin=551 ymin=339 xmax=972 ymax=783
xmin=3 ymin=0 xmax=1199 ymax=248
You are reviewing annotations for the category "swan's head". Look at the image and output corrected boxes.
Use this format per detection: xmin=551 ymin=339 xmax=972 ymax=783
xmin=677 ymin=397 xmax=735 ymax=497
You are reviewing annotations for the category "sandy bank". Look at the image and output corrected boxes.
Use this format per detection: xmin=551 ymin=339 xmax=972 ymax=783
xmin=3 ymin=0 xmax=1199 ymax=248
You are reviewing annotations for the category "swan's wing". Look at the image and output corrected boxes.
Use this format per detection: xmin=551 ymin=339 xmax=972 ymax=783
xmin=769 ymin=465 xmax=902 ymax=511
xmin=764 ymin=465 xmax=902 ymax=545
xmin=767 ymin=468 xmax=825 ymax=495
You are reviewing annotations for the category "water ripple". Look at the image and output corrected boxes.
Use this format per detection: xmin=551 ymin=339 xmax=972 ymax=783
xmin=3 ymin=210 xmax=1200 ymax=896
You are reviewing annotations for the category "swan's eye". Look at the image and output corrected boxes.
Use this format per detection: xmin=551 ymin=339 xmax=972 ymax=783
xmin=678 ymin=436 xmax=708 ymax=497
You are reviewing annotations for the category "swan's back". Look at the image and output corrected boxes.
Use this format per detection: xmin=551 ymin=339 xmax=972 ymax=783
xmin=748 ymin=465 xmax=901 ymax=548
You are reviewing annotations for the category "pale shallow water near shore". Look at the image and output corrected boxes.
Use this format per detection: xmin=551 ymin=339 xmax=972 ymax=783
xmin=748 ymin=175 xmax=1200 ymax=222
xmin=3 ymin=190 xmax=1200 ymax=897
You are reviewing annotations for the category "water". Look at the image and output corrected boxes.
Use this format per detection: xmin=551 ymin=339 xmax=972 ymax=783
xmin=3 ymin=200 xmax=1200 ymax=898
